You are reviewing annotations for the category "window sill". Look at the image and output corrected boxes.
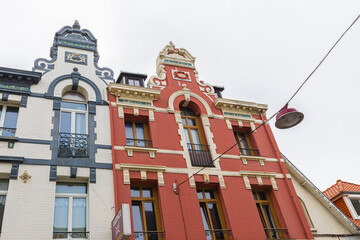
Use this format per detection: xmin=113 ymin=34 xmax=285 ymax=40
xmin=124 ymin=145 xmax=158 ymax=158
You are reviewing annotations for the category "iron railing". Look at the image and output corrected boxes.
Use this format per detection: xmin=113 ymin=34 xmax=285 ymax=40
xmin=187 ymin=143 xmax=214 ymax=167
xmin=53 ymin=231 xmax=89 ymax=239
xmin=59 ymin=132 xmax=89 ymax=158
xmin=238 ymin=147 xmax=260 ymax=156
xmin=134 ymin=231 xmax=165 ymax=240
xmin=264 ymin=228 xmax=288 ymax=239
xmin=205 ymin=229 xmax=232 ymax=239
xmin=126 ymin=138 xmax=152 ymax=148
xmin=0 ymin=127 xmax=16 ymax=137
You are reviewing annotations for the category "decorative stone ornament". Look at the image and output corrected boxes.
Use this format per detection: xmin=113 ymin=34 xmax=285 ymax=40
xmin=19 ymin=170 xmax=32 ymax=183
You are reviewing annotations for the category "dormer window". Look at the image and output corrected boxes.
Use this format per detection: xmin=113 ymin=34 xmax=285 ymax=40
xmin=345 ymin=195 xmax=360 ymax=219
xmin=116 ymin=71 xmax=147 ymax=87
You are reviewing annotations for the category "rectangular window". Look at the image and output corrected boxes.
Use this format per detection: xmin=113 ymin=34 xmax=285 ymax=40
xmin=53 ymin=183 xmax=88 ymax=239
xmin=234 ymin=131 xmax=259 ymax=156
xmin=131 ymin=186 xmax=163 ymax=240
xmin=125 ymin=120 xmax=151 ymax=148
xmin=253 ymin=190 xmax=284 ymax=239
xmin=0 ymin=180 xmax=9 ymax=234
xmin=0 ymin=105 xmax=19 ymax=137
xmin=197 ymin=188 xmax=229 ymax=240
xmin=345 ymin=195 xmax=360 ymax=220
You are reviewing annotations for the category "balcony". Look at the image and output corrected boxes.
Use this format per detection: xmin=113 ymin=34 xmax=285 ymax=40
xmin=238 ymin=147 xmax=260 ymax=156
xmin=264 ymin=228 xmax=287 ymax=239
xmin=187 ymin=143 xmax=214 ymax=167
xmin=205 ymin=229 xmax=232 ymax=240
xmin=134 ymin=231 xmax=164 ymax=240
xmin=126 ymin=138 xmax=152 ymax=148
xmin=58 ymin=132 xmax=89 ymax=158
xmin=0 ymin=127 xmax=16 ymax=137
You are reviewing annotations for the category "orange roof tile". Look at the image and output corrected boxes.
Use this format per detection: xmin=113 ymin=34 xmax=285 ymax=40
xmin=323 ymin=180 xmax=360 ymax=200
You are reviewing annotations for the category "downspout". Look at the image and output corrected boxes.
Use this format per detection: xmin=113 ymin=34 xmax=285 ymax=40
xmin=259 ymin=112 xmax=313 ymax=240
xmin=109 ymin=98 xmax=119 ymax=212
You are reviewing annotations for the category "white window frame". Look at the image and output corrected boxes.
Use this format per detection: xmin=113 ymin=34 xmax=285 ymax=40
xmin=0 ymin=104 xmax=19 ymax=135
xmin=344 ymin=194 xmax=360 ymax=220
xmin=54 ymin=185 xmax=89 ymax=240
xmin=60 ymin=101 xmax=88 ymax=134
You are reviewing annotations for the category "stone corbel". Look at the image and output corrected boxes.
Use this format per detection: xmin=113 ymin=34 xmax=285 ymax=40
xmin=203 ymin=174 xmax=210 ymax=184
xmin=218 ymin=175 xmax=226 ymax=189
xmin=149 ymin=110 xmax=155 ymax=122
xmin=225 ymin=119 xmax=232 ymax=130
xmin=270 ymin=177 xmax=278 ymax=190
xmin=189 ymin=173 xmax=196 ymax=188
xmin=123 ymin=169 xmax=130 ymax=185
xmin=118 ymin=106 xmax=124 ymax=118
xmin=243 ymin=176 xmax=251 ymax=190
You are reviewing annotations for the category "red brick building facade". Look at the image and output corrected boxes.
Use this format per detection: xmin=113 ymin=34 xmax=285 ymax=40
xmin=108 ymin=42 xmax=313 ymax=240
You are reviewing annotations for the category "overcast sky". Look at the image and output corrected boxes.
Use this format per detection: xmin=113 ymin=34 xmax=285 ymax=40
xmin=1 ymin=0 xmax=359 ymax=191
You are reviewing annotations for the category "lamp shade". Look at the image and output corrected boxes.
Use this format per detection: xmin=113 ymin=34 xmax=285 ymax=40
xmin=275 ymin=104 xmax=304 ymax=129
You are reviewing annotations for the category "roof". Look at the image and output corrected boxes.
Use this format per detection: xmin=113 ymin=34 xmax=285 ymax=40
xmin=323 ymin=180 xmax=360 ymax=200
xmin=283 ymin=154 xmax=359 ymax=233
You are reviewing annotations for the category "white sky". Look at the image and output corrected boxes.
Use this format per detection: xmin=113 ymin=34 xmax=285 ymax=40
xmin=1 ymin=0 xmax=359 ymax=191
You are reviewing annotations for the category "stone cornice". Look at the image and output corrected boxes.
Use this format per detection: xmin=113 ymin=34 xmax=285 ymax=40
xmin=214 ymin=98 xmax=268 ymax=115
xmin=108 ymin=83 xmax=161 ymax=101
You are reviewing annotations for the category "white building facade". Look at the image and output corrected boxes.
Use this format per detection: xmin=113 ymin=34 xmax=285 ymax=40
xmin=0 ymin=21 xmax=114 ymax=239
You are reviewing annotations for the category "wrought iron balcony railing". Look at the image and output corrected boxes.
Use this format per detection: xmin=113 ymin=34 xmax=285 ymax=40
xmin=264 ymin=228 xmax=287 ymax=239
xmin=0 ymin=127 xmax=16 ymax=137
xmin=187 ymin=143 xmax=214 ymax=167
xmin=59 ymin=132 xmax=89 ymax=158
xmin=134 ymin=231 xmax=165 ymax=240
xmin=126 ymin=138 xmax=152 ymax=148
xmin=53 ymin=231 xmax=89 ymax=239
xmin=205 ymin=229 xmax=232 ymax=239
xmin=238 ymin=147 xmax=260 ymax=156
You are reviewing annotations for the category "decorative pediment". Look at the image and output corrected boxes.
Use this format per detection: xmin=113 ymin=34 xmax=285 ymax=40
xmin=215 ymin=98 xmax=268 ymax=116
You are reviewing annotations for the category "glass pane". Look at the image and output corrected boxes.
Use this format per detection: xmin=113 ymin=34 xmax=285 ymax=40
xmin=204 ymin=191 xmax=214 ymax=200
xmin=54 ymin=198 xmax=69 ymax=237
xmin=351 ymin=199 xmax=360 ymax=215
xmin=132 ymin=203 xmax=144 ymax=240
xmin=263 ymin=204 xmax=279 ymax=239
xmin=142 ymin=188 xmax=152 ymax=198
xmin=252 ymin=191 xmax=258 ymax=200
xmin=2 ymin=107 xmax=19 ymax=137
xmin=56 ymin=183 xmax=87 ymax=194
xmin=184 ymin=129 xmax=191 ymax=144
xmin=125 ymin=122 xmax=134 ymax=146
xmin=61 ymin=102 xmax=86 ymax=111
xmin=200 ymin=203 xmax=212 ymax=240
xmin=72 ymin=198 xmax=86 ymax=238
xmin=60 ymin=112 xmax=71 ymax=133
xmin=188 ymin=118 xmax=196 ymax=126
xmin=135 ymin=123 xmax=145 ymax=147
xmin=128 ymin=79 xmax=134 ymax=86
xmin=258 ymin=192 xmax=267 ymax=201
xmin=0 ymin=180 xmax=9 ymax=191
xmin=131 ymin=188 xmax=141 ymax=197
xmin=190 ymin=129 xmax=201 ymax=145
xmin=0 ymin=105 xmax=2 ymax=120
xmin=197 ymin=190 xmax=203 ymax=199
xmin=144 ymin=202 xmax=157 ymax=231
xmin=181 ymin=118 xmax=187 ymax=125
xmin=134 ymin=80 xmax=140 ymax=87
xmin=208 ymin=203 xmax=223 ymax=229
xmin=75 ymin=113 xmax=86 ymax=134
xmin=0 ymin=195 xmax=6 ymax=232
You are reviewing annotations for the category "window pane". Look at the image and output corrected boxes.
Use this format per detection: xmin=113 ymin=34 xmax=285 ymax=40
xmin=125 ymin=122 xmax=134 ymax=146
xmin=253 ymin=191 xmax=258 ymax=200
xmin=258 ymin=192 xmax=267 ymax=201
xmin=60 ymin=112 xmax=71 ymax=133
xmin=61 ymin=102 xmax=86 ymax=111
xmin=184 ymin=129 xmax=191 ymax=144
xmin=75 ymin=113 xmax=86 ymax=134
xmin=56 ymin=183 xmax=87 ymax=194
xmin=200 ymin=204 xmax=212 ymax=240
xmin=142 ymin=188 xmax=152 ymax=198
xmin=54 ymin=198 xmax=69 ymax=237
xmin=181 ymin=118 xmax=187 ymax=125
xmin=135 ymin=123 xmax=145 ymax=147
xmin=0 ymin=180 xmax=9 ymax=191
xmin=132 ymin=203 xmax=144 ymax=238
xmin=0 ymin=105 xmax=2 ymax=120
xmin=351 ymin=199 xmax=360 ymax=215
xmin=197 ymin=190 xmax=203 ymax=199
xmin=190 ymin=129 xmax=201 ymax=145
xmin=188 ymin=118 xmax=196 ymax=126
xmin=0 ymin=195 xmax=6 ymax=232
xmin=204 ymin=191 xmax=214 ymax=200
xmin=2 ymin=107 xmax=19 ymax=137
xmin=72 ymin=198 xmax=86 ymax=238
xmin=144 ymin=202 xmax=157 ymax=231
xmin=131 ymin=188 xmax=141 ymax=197
xmin=128 ymin=79 xmax=134 ymax=86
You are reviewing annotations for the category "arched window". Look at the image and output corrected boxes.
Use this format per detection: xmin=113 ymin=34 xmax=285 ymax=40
xmin=59 ymin=91 xmax=88 ymax=158
xmin=298 ymin=197 xmax=314 ymax=229
xmin=180 ymin=107 xmax=213 ymax=167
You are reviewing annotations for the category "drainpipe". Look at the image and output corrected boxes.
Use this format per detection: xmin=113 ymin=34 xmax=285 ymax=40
xmin=109 ymin=98 xmax=119 ymax=212
xmin=259 ymin=112 xmax=312 ymax=240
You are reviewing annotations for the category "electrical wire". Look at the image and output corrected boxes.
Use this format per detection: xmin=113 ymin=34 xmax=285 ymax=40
xmin=175 ymin=14 xmax=360 ymax=191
